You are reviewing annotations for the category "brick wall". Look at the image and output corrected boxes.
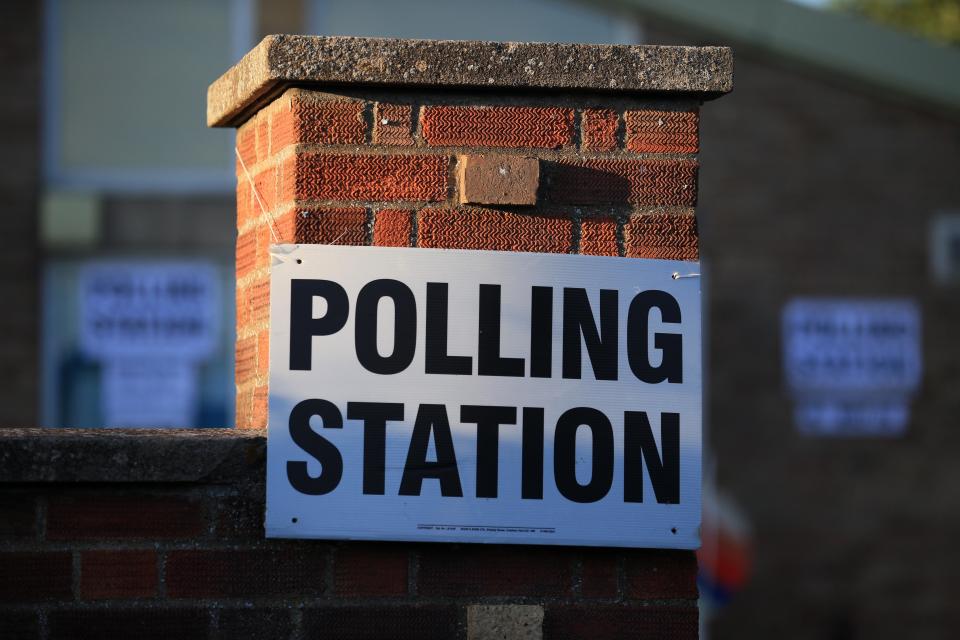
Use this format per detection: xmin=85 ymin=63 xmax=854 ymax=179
xmin=0 ymin=429 xmax=699 ymax=639
xmin=234 ymin=87 xmax=702 ymax=429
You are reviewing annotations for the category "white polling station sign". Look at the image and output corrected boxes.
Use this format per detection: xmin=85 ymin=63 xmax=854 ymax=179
xmin=266 ymin=245 xmax=702 ymax=549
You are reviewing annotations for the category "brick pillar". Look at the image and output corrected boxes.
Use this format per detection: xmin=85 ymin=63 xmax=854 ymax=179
xmin=211 ymin=35 xmax=731 ymax=637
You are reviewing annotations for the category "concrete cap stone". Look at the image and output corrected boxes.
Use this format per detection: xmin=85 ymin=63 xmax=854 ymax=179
xmin=208 ymin=35 xmax=733 ymax=127
xmin=0 ymin=428 xmax=265 ymax=484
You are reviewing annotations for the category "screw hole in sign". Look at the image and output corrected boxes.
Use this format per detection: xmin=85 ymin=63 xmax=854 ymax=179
xmin=292 ymin=517 xmax=299 ymax=523
xmin=671 ymin=527 xmax=678 ymax=534
xmin=296 ymin=259 xmax=303 ymax=265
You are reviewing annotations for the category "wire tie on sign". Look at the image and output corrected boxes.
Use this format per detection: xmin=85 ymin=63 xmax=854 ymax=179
xmin=235 ymin=147 xmax=282 ymax=244
xmin=671 ymin=272 xmax=701 ymax=280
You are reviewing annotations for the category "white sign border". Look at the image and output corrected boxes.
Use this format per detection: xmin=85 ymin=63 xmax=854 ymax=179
xmin=265 ymin=244 xmax=703 ymax=550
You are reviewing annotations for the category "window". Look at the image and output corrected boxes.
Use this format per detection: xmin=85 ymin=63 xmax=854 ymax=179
xmin=44 ymin=0 xmax=253 ymax=192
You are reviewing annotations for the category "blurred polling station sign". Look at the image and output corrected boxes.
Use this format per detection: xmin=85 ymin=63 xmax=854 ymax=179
xmin=266 ymin=245 xmax=702 ymax=549
xmin=79 ymin=261 xmax=220 ymax=360
xmin=77 ymin=261 xmax=221 ymax=427
xmin=782 ymin=298 xmax=922 ymax=437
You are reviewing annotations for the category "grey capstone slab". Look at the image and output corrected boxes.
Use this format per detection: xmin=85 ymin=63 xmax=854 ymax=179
xmin=0 ymin=428 xmax=265 ymax=484
xmin=208 ymin=35 xmax=733 ymax=127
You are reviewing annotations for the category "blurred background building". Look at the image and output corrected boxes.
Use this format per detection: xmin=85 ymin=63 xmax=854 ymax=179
xmin=1 ymin=0 xmax=958 ymax=637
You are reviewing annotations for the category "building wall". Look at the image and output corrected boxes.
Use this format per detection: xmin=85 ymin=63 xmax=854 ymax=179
xmin=0 ymin=0 xmax=40 ymax=426
xmin=684 ymin=32 xmax=960 ymax=639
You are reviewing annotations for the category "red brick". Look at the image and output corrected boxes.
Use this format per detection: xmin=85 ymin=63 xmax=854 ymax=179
xmin=373 ymin=209 xmax=413 ymax=247
xmin=236 ymin=280 xmax=255 ymax=333
xmin=260 ymin=220 xmax=277 ymax=256
xmin=582 ymin=109 xmax=619 ymax=151
xmin=235 ymin=334 xmax=257 ymax=386
xmin=251 ymin=384 xmax=269 ymax=429
xmin=236 ymin=283 xmax=246 ymax=328
xmin=623 ymin=213 xmax=699 ymax=261
xmin=458 ymin=153 xmax=539 ymax=206
xmin=543 ymin=604 xmax=698 ymax=640
xmin=374 ymin=103 xmax=415 ymax=146
xmin=624 ymin=550 xmax=699 ymax=600
xmin=236 ymin=226 xmax=256 ymax=279
xmin=166 ymin=548 xmax=326 ymax=598
xmin=0 ymin=494 xmax=36 ymax=539
xmin=257 ymin=330 xmax=270 ymax=378
xmin=0 ymin=611 xmax=39 ymax=639
xmin=293 ymin=153 xmax=448 ymax=203
xmin=253 ymin=164 xmax=278 ymax=212
xmin=302 ymin=605 xmax=459 ymax=640
xmin=423 ymin=105 xmax=574 ymax=149
xmin=335 ymin=544 xmax=409 ymax=597
xmin=214 ymin=495 xmax=265 ymax=540
xmin=46 ymin=495 xmax=204 ymax=540
xmin=235 ymin=384 xmax=253 ymax=429
xmin=580 ymin=215 xmax=618 ymax=256
xmin=236 ymin=179 xmax=255 ymax=230
xmin=246 ymin=277 xmax=270 ymax=327
xmin=418 ymin=546 xmax=573 ymax=597
xmin=543 ymin=159 xmax=698 ymax=206
xmin=236 ymin=122 xmax=257 ymax=172
xmin=48 ymin=610 xmax=208 ymax=640
xmin=275 ymin=207 xmax=368 ymax=245
xmin=235 ymin=382 xmax=269 ymax=430
xmin=255 ymin=116 xmax=270 ymax=164
xmin=278 ymin=154 xmax=296 ymax=203
xmin=417 ymin=208 xmax=572 ymax=253
xmin=236 ymin=224 xmax=272 ymax=280
xmin=272 ymin=95 xmax=365 ymax=150
xmin=580 ymin=550 xmax=619 ymax=599
xmin=0 ymin=552 xmax=72 ymax=601
xmin=625 ymin=110 xmax=699 ymax=154
xmin=80 ymin=550 xmax=157 ymax=600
